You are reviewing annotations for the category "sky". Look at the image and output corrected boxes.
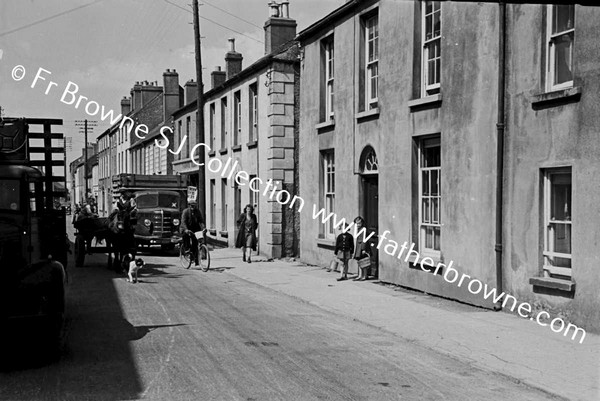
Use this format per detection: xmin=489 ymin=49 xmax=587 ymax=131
xmin=0 ymin=0 xmax=345 ymax=164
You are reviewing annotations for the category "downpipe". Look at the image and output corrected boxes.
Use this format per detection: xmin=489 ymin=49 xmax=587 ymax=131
xmin=494 ymin=2 xmax=506 ymax=311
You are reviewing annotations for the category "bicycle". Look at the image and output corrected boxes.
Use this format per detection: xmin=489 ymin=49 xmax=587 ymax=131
xmin=178 ymin=229 xmax=210 ymax=271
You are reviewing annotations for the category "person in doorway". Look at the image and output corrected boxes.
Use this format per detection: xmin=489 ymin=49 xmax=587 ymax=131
xmin=236 ymin=204 xmax=258 ymax=263
xmin=180 ymin=200 xmax=205 ymax=266
xmin=352 ymin=216 xmax=371 ymax=281
xmin=334 ymin=223 xmax=354 ymax=281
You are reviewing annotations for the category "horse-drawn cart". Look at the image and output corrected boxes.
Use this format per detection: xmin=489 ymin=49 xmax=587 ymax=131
xmin=73 ymin=218 xmax=112 ymax=267
xmin=73 ymin=210 xmax=137 ymax=270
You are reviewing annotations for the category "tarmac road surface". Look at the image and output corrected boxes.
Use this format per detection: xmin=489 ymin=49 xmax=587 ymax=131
xmin=0 ymin=248 xmax=563 ymax=401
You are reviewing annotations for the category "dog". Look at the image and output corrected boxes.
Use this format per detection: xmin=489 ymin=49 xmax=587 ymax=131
xmin=124 ymin=254 xmax=145 ymax=283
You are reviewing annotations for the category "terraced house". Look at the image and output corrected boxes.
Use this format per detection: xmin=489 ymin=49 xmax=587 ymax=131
xmin=297 ymin=0 xmax=600 ymax=332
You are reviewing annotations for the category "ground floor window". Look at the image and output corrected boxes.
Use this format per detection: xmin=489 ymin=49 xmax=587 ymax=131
xmin=320 ymin=150 xmax=335 ymax=239
xmin=418 ymin=136 xmax=441 ymax=257
xmin=543 ymin=167 xmax=572 ymax=279
xmin=210 ymin=179 xmax=216 ymax=229
xmin=221 ymin=178 xmax=227 ymax=231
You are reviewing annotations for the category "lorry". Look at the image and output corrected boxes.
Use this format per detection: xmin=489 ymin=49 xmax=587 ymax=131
xmin=0 ymin=117 xmax=68 ymax=354
xmin=111 ymin=173 xmax=188 ymax=251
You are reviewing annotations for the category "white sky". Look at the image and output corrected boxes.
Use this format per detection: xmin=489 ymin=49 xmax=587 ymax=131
xmin=0 ymin=0 xmax=344 ymax=164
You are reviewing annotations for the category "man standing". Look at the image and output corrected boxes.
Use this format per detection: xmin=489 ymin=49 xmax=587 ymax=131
xmin=180 ymin=200 xmax=205 ymax=266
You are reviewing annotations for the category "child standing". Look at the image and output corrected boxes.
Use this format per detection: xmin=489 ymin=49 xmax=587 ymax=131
xmin=334 ymin=223 xmax=354 ymax=281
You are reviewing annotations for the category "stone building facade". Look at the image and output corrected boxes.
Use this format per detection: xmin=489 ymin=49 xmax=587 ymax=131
xmin=193 ymin=3 xmax=299 ymax=259
xmin=297 ymin=0 xmax=600 ymax=333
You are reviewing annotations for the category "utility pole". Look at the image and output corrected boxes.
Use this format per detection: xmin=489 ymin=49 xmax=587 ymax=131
xmin=193 ymin=0 xmax=206 ymax=219
xmin=75 ymin=119 xmax=97 ymax=202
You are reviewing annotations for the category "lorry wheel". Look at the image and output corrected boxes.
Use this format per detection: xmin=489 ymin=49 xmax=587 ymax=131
xmin=75 ymin=236 xmax=85 ymax=267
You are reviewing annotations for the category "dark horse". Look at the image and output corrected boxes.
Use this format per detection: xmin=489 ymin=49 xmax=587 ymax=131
xmin=74 ymin=205 xmax=137 ymax=272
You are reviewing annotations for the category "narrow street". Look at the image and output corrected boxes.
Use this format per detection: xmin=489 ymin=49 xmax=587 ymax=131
xmin=0 ymin=238 xmax=561 ymax=400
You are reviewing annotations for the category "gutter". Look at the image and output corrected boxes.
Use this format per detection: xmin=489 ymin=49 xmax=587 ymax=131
xmin=494 ymin=2 xmax=506 ymax=311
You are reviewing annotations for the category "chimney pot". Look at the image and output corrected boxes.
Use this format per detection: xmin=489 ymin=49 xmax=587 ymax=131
xmin=269 ymin=1 xmax=280 ymax=17
xmin=167 ymin=69 xmax=170 ymax=72
xmin=216 ymin=66 xmax=221 ymax=71
xmin=281 ymin=0 xmax=289 ymax=18
xmin=229 ymin=38 xmax=235 ymax=52
xmin=173 ymin=69 xmax=176 ymax=73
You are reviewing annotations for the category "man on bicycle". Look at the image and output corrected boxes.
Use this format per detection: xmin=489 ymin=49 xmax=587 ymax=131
xmin=180 ymin=200 xmax=205 ymax=266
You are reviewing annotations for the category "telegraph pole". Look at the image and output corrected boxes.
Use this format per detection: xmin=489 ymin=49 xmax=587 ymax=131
xmin=75 ymin=119 xmax=97 ymax=203
xmin=193 ymin=0 xmax=206 ymax=218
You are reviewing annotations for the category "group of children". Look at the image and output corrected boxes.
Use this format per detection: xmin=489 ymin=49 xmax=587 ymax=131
xmin=329 ymin=216 xmax=372 ymax=281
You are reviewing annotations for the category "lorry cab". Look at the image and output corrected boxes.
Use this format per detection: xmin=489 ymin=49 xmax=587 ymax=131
xmin=133 ymin=190 xmax=182 ymax=250
xmin=0 ymin=117 xmax=67 ymax=353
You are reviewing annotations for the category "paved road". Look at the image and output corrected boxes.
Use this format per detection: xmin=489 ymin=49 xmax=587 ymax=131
xmin=0 ymin=247 xmax=561 ymax=401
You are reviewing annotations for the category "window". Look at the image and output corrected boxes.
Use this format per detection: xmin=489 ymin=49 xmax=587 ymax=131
xmin=321 ymin=151 xmax=335 ymax=239
xmin=209 ymin=103 xmax=215 ymax=149
xmin=422 ymin=1 xmax=441 ymax=96
xmin=184 ymin=116 xmax=191 ymax=159
xmin=365 ymin=15 xmax=379 ymax=109
xmin=249 ymin=84 xmax=258 ymax=142
xmin=418 ymin=136 xmax=441 ymax=256
xmin=233 ymin=91 xmax=241 ymax=146
xmin=322 ymin=37 xmax=335 ymax=120
xmin=210 ymin=179 xmax=216 ymax=229
xmin=221 ymin=178 xmax=227 ymax=231
xmin=543 ymin=168 xmax=572 ymax=279
xmin=221 ymin=97 xmax=228 ymax=149
xmin=547 ymin=5 xmax=574 ymax=91
xmin=249 ymin=174 xmax=258 ymax=208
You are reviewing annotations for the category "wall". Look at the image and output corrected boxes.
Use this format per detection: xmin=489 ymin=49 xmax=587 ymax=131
xmin=503 ymin=4 xmax=600 ymax=332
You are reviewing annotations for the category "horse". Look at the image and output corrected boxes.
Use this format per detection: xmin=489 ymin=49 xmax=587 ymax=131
xmin=73 ymin=204 xmax=137 ymax=272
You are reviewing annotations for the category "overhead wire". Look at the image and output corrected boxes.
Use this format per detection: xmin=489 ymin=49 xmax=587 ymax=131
xmin=0 ymin=0 xmax=103 ymax=38
xmin=162 ymin=0 xmax=264 ymax=44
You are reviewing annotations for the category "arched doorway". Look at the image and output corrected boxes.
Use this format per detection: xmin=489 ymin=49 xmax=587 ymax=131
xmin=359 ymin=146 xmax=379 ymax=278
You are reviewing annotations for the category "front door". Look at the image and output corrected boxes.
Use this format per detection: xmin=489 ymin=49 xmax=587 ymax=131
xmin=362 ymin=175 xmax=379 ymax=278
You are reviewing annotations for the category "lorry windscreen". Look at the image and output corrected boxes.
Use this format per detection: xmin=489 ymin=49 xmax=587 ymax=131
xmin=0 ymin=179 xmax=20 ymax=211
xmin=135 ymin=193 xmax=180 ymax=209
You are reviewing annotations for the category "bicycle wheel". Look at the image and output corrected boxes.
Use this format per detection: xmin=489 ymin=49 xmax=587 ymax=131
xmin=179 ymin=243 xmax=193 ymax=269
xmin=198 ymin=244 xmax=210 ymax=272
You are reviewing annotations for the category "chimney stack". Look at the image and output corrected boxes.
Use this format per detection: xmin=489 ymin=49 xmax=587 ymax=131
xmin=163 ymin=68 xmax=181 ymax=122
xmin=185 ymin=79 xmax=198 ymax=104
xmin=120 ymin=96 xmax=131 ymax=116
xmin=211 ymin=66 xmax=226 ymax=89
xmin=225 ymin=38 xmax=243 ymax=80
xmin=130 ymin=82 xmax=142 ymax=111
xmin=264 ymin=0 xmax=296 ymax=55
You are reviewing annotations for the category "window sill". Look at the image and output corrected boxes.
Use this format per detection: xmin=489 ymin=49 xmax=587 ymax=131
xmin=209 ymin=229 xmax=217 ymax=236
xmin=531 ymin=86 xmax=581 ymax=110
xmin=219 ymin=231 xmax=228 ymax=238
xmin=316 ymin=238 xmax=335 ymax=248
xmin=529 ymin=277 xmax=575 ymax=292
xmin=219 ymin=148 xmax=228 ymax=155
xmin=315 ymin=119 xmax=335 ymax=132
xmin=232 ymin=144 xmax=242 ymax=152
xmin=247 ymin=140 xmax=257 ymax=149
xmin=208 ymin=150 xmax=216 ymax=157
xmin=406 ymin=252 xmax=443 ymax=274
xmin=355 ymin=108 xmax=380 ymax=122
xmin=408 ymin=94 xmax=442 ymax=111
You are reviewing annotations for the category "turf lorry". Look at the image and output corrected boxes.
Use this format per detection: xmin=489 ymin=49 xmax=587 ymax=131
xmin=0 ymin=118 xmax=68 ymax=356
xmin=111 ymin=173 xmax=188 ymax=251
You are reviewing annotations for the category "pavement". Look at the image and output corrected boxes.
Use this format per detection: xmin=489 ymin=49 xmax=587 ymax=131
xmin=208 ymin=247 xmax=600 ymax=401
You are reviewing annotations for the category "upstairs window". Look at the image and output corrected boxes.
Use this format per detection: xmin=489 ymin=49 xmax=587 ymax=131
xmin=365 ymin=14 xmax=379 ymax=109
xmin=233 ymin=91 xmax=241 ymax=146
xmin=323 ymin=36 xmax=335 ymax=120
xmin=249 ymin=83 xmax=258 ymax=142
xmin=209 ymin=103 xmax=215 ymax=149
xmin=221 ymin=97 xmax=228 ymax=150
xmin=422 ymin=1 xmax=441 ymax=96
xmin=547 ymin=5 xmax=574 ymax=91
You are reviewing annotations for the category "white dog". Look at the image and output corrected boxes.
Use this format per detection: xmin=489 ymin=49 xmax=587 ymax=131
xmin=126 ymin=256 xmax=145 ymax=283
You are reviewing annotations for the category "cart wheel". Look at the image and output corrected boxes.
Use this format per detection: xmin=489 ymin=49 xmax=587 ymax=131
xmin=75 ymin=235 xmax=85 ymax=267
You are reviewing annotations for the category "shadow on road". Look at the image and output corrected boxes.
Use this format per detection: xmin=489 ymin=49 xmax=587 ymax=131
xmin=0 ymin=247 xmax=146 ymax=400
